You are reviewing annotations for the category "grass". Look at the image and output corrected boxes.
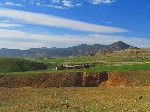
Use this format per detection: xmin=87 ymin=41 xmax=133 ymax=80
xmin=99 ymin=63 xmax=150 ymax=72
xmin=59 ymin=63 xmax=150 ymax=73
xmin=0 ymin=58 xmax=48 ymax=73
xmin=0 ymin=48 xmax=149 ymax=74
xmin=0 ymin=63 xmax=150 ymax=76
xmin=28 ymin=49 xmax=150 ymax=73
xmin=0 ymin=86 xmax=150 ymax=112
xmin=32 ymin=49 xmax=150 ymax=65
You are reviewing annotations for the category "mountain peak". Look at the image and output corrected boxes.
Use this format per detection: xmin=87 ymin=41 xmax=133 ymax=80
xmin=113 ymin=41 xmax=127 ymax=45
xmin=109 ymin=41 xmax=130 ymax=50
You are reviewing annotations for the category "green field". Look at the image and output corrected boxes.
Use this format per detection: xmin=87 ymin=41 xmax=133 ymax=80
xmin=29 ymin=48 xmax=150 ymax=73
xmin=0 ymin=58 xmax=48 ymax=73
xmin=0 ymin=48 xmax=149 ymax=74
xmin=33 ymin=48 xmax=150 ymax=65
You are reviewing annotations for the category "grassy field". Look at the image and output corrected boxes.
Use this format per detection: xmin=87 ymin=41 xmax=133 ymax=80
xmin=65 ymin=63 xmax=150 ymax=72
xmin=33 ymin=48 xmax=150 ymax=65
xmin=29 ymin=48 xmax=150 ymax=73
xmin=0 ymin=86 xmax=150 ymax=112
xmin=0 ymin=48 xmax=149 ymax=74
xmin=0 ymin=63 xmax=149 ymax=76
xmin=0 ymin=58 xmax=48 ymax=73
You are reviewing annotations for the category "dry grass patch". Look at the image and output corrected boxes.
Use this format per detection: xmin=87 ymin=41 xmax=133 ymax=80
xmin=0 ymin=87 xmax=150 ymax=112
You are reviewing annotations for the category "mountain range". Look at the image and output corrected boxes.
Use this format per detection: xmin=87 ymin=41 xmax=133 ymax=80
xmin=0 ymin=41 xmax=133 ymax=58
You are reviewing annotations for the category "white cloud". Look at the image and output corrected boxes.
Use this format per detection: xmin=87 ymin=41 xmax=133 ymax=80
xmin=0 ymin=40 xmax=46 ymax=50
xmin=0 ymin=29 xmax=149 ymax=49
xmin=21 ymin=0 xmax=114 ymax=9
xmin=4 ymin=2 xmax=23 ymax=7
xmin=43 ymin=4 xmax=67 ymax=9
xmin=51 ymin=0 xmax=60 ymax=4
xmin=62 ymin=0 xmax=74 ymax=8
xmin=35 ymin=2 xmax=41 ymax=6
xmin=0 ymin=23 xmax=23 ymax=28
xmin=0 ymin=8 xmax=127 ymax=33
xmin=0 ymin=0 xmax=115 ymax=9
xmin=92 ymin=0 xmax=115 ymax=4
xmin=43 ymin=1 xmax=82 ymax=9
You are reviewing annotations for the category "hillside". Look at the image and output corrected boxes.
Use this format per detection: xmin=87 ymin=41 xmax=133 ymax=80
xmin=0 ymin=41 xmax=132 ymax=57
xmin=0 ymin=58 xmax=48 ymax=73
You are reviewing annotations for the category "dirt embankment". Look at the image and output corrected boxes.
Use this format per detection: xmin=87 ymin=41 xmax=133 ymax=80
xmin=103 ymin=71 xmax=150 ymax=87
xmin=0 ymin=72 xmax=108 ymax=88
xmin=0 ymin=71 xmax=150 ymax=88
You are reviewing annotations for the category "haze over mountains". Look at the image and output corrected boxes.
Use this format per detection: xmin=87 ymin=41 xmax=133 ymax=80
xmin=0 ymin=41 xmax=133 ymax=57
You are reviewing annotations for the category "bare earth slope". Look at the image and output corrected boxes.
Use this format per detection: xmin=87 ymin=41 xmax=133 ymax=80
xmin=0 ymin=71 xmax=150 ymax=88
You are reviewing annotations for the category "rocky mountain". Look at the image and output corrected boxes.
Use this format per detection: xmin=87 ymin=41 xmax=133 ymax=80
xmin=99 ymin=41 xmax=131 ymax=52
xmin=0 ymin=41 xmax=132 ymax=57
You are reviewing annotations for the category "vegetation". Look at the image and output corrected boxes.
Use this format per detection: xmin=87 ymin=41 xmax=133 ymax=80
xmin=0 ymin=58 xmax=48 ymax=73
xmin=0 ymin=87 xmax=150 ymax=112
xmin=18 ymin=48 xmax=147 ymax=74
xmin=33 ymin=48 xmax=150 ymax=65
xmin=0 ymin=48 xmax=150 ymax=74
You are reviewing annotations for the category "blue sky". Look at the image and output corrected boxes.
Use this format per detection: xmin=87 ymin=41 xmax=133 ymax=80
xmin=0 ymin=0 xmax=150 ymax=49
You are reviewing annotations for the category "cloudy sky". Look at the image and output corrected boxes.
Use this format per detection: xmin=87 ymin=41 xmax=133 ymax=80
xmin=0 ymin=0 xmax=150 ymax=49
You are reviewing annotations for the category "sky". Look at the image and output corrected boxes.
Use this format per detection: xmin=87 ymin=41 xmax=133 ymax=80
xmin=0 ymin=0 xmax=150 ymax=49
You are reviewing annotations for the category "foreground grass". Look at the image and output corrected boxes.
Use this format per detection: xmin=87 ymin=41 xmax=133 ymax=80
xmin=0 ymin=86 xmax=150 ymax=112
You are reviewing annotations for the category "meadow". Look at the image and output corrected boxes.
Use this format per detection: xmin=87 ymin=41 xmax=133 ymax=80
xmin=0 ymin=48 xmax=149 ymax=74
xmin=0 ymin=58 xmax=47 ymax=73
xmin=31 ymin=48 xmax=150 ymax=73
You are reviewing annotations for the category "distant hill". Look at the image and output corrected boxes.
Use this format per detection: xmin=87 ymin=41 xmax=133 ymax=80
xmin=0 ymin=41 xmax=132 ymax=57
xmin=0 ymin=58 xmax=48 ymax=73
